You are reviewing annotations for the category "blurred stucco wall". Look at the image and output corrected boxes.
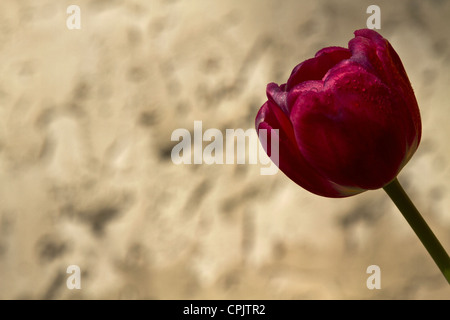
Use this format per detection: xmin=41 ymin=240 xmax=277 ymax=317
xmin=0 ymin=0 xmax=449 ymax=299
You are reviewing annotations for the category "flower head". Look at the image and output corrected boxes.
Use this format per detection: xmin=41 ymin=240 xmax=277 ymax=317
xmin=256 ymin=29 xmax=421 ymax=197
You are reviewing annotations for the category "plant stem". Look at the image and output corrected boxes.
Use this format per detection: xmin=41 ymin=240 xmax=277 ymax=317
xmin=383 ymin=178 xmax=450 ymax=284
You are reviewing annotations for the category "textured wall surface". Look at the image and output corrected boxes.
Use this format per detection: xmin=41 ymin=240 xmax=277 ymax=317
xmin=0 ymin=0 xmax=449 ymax=299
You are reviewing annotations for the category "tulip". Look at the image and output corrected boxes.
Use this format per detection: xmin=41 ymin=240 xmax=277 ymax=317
xmin=256 ymin=29 xmax=421 ymax=197
xmin=256 ymin=29 xmax=449 ymax=283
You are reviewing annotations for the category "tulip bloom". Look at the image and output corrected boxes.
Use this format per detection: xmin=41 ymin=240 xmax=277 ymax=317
xmin=256 ymin=29 xmax=450 ymax=284
xmin=256 ymin=29 xmax=421 ymax=198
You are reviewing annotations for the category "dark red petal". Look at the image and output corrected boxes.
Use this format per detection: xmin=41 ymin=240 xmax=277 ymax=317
xmin=255 ymin=101 xmax=364 ymax=197
xmin=290 ymin=62 xmax=411 ymax=190
xmin=286 ymin=47 xmax=351 ymax=90
xmin=348 ymin=36 xmax=386 ymax=80
xmin=384 ymin=41 xmax=421 ymax=152
xmin=350 ymin=29 xmax=421 ymax=162
xmin=286 ymin=80 xmax=323 ymax=114
xmin=266 ymin=82 xmax=289 ymax=116
xmin=354 ymin=29 xmax=410 ymax=81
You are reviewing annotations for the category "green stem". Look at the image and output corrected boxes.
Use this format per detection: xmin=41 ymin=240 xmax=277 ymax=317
xmin=383 ymin=178 xmax=450 ymax=284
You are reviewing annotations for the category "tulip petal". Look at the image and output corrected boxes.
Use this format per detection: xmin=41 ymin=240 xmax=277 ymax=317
xmin=266 ymin=82 xmax=289 ymax=116
xmin=349 ymin=29 xmax=421 ymax=165
xmin=353 ymin=29 xmax=408 ymax=82
xmin=286 ymin=80 xmax=324 ymax=114
xmin=256 ymin=100 xmax=364 ymax=197
xmin=290 ymin=62 xmax=409 ymax=189
xmin=286 ymin=47 xmax=351 ymax=90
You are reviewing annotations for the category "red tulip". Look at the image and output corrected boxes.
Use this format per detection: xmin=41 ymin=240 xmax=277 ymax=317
xmin=256 ymin=29 xmax=422 ymax=198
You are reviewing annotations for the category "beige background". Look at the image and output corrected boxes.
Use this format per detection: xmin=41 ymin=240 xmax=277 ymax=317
xmin=0 ymin=0 xmax=449 ymax=299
